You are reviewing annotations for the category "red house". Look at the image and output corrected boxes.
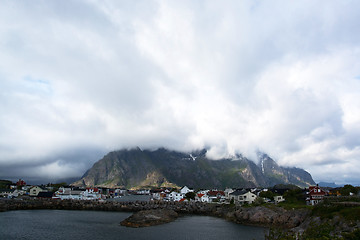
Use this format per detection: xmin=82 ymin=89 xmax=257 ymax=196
xmin=16 ymin=179 xmax=26 ymax=187
xmin=306 ymin=185 xmax=327 ymax=205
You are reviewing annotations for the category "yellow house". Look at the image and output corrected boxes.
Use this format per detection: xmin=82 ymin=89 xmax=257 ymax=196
xmin=29 ymin=186 xmax=45 ymax=197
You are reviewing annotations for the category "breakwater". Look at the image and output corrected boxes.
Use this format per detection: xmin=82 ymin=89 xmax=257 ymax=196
xmin=0 ymin=199 xmax=309 ymax=228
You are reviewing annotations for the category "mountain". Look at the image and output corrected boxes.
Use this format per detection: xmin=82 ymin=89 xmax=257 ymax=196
xmin=318 ymin=182 xmax=343 ymax=188
xmin=72 ymin=148 xmax=315 ymax=189
xmin=258 ymin=153 xmax=315 ymax=188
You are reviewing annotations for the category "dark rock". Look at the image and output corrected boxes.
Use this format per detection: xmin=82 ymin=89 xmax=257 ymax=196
xmin=120 ymin=209 xmax=178 ymax=228
xmin=233 ymin=206 xmax=310 ymax=228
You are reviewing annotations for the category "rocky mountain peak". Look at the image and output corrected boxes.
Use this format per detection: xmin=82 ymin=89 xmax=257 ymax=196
xmin=72 ymin=148 xmax=315 ymax=189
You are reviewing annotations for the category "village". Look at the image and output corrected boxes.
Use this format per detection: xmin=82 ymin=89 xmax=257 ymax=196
xmin=1 ymin=179 xmax=358 ymax=206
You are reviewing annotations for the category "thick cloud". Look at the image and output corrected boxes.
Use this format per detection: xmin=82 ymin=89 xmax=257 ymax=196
xmin=1 ymin=1 xmax=360 ymax=184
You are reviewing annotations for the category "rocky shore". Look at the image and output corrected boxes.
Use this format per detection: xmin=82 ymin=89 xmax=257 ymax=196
xmin=0 ymin=199 xmax=309 ymax=229
xmin=120 ymin=209 xmax=178 ymax=227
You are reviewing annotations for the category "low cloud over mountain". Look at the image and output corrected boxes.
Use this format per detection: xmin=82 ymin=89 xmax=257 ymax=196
xmin=1 ymin=1 xmax=360 ymax=185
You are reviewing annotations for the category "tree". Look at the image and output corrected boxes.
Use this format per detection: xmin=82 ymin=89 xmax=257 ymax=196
xmin=252 ymin=197 xmax=265 ymax=206
xmin=259 ymin=190 xmax=275 ymax=201
xmin=340 ymin=185 xmax=359 ymax=196
xmin=283 ymin=189 xmax=305 ymax=204
xmin=185 ymin=192 xmax=196 ymax=200
xmin=49 ymin=182 xmax=67 ymax=192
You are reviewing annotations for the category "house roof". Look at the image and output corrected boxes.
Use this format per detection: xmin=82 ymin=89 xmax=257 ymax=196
xmin=229 ymin=189 xmax=248 ymax=196
xmin=309 ymin=186 xmax=326 ymax=195
xmin=37 ymin=192 xmax=53 ymax=198
xmin=30 ymin=186 xmax=46 ymax=191
xmin=208 ymin=190 xmax=225 ymax=196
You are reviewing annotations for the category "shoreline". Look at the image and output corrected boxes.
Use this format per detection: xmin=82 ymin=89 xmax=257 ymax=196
xmin=0 ymin=198 xmax=308 ymax=229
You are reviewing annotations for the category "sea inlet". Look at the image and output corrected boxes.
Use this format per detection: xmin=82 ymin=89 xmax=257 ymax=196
xmin=0 ymin=209 xmax=266 ymax=240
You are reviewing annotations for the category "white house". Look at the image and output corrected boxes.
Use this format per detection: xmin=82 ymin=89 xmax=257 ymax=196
xmin=82 ymin=188 xmax=102 ymax=200
xmin=137 ymin=189 xmax=150 ymax=195
xmin=53 ymin=187 xmax=83 ymax=200
xmin=274 ymin=195 xmax=285 ymax=204
xmin=229 ymin=189 xmax=257 ymax=205
xmin=167 ymin=191 xmax=184 ymax=202
xmin=0 ymin=189 xmax=14 ymax=198
xmin=114 ymin=189 xmax=127 ymax=197
xmin=152 ymin=190 xmax=166 ymax=201
xmin=195 ymin=193 xmax=209 ymax=202
xmin=224 ymin=188 xmax=235 ymax=199
xmin=207 ymin=190 xmax=226 ymax=203
xmin=240 ymin=191 xmax=257 ymax=204
xmin=180 ymin=186 xmax=194 ymax=195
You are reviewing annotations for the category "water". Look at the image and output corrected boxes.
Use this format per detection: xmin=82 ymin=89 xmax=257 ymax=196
xmin=0 ymin=210 xmax=266 ymax=240
xmin=107 ymin=194 xmax=151 ymax=202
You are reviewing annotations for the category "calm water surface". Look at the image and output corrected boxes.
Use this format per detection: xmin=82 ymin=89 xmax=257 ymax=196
xmin=0 ymin=210 xmax=266 ymax=240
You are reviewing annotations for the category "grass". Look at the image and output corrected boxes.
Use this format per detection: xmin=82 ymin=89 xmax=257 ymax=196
xmin=276 ymin=202 xmax=312 ymax=210
xmin=311 ymin=203 xmax=360 ymax=221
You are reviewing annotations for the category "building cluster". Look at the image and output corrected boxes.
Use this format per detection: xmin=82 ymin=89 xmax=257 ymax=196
xmin=0 ymin=179 xmax=108 ymax=200
xmin=52 ymin=187 xmax=105 ymax=200
xmin=1 ymin=179 xmax=357 ymax=206
xmin=151 ymin=186 xmax=285 ymax=205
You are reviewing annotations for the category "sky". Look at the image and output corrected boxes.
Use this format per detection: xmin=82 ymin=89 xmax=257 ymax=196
xmin=1 ymin=0 xmax=360 ymax=185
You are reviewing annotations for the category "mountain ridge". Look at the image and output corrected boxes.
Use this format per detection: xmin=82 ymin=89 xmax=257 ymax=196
xmin=72 ymin=148 xmax=315 ymax=189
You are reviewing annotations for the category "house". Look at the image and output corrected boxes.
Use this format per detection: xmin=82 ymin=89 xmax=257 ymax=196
xmin=166 ymin=191 xmax=184 ymax=202
xmin=252 ymin=188 xmax=263 ymax=197
xmin=229 ymin=189 xmax=258 ymax=205
xmin=229 ymin=189 xmax=247 ymax=202
xmin=29 ymin=186 xmax=46 ymax=197
xmin=16 ymin=179 xmax=27 ymax=187
xmin=180 ymin=186 xmax=194 ymax=195
xmin=224 ymin=188 xmax=235 ymax=199
xmin=0 ymin=189 xmax=25 ymax=198
xmin=207 ymin=190 xmax=225 ymax=202
xmin=328 ymin=189 xmax=341 ymax=196
xmin=152 ymin=189 xmax=167 ymax=201
xmin=114 ymin=189 xmax=127 ymax=197
xmin=137 ymin=189 xmax=150 ymax=195
xmin=195 ymin=193 xmax=209 ymax=202
xmin=53 ymin=187 xmax=83 ymax=200
xmin=12 ymin=189 xmax=26 ymax=198
xmin=82 ymin=188 xmax=102 ymax=200
xmin=306 ymin=185 xmax=327 ymax=205
xmin=0 ymin=189 xmax=15 ymax=198
xmin=274 ymin=195 xmax=285 ymax=204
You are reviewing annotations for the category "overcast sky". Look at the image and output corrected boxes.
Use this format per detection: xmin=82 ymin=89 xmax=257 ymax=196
xmin=1 ymin=1 xmax=360 ymax=185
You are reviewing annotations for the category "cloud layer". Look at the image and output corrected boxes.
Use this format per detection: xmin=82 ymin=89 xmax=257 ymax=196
xmin=1 ymin=0 xmax=360 ymax=184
